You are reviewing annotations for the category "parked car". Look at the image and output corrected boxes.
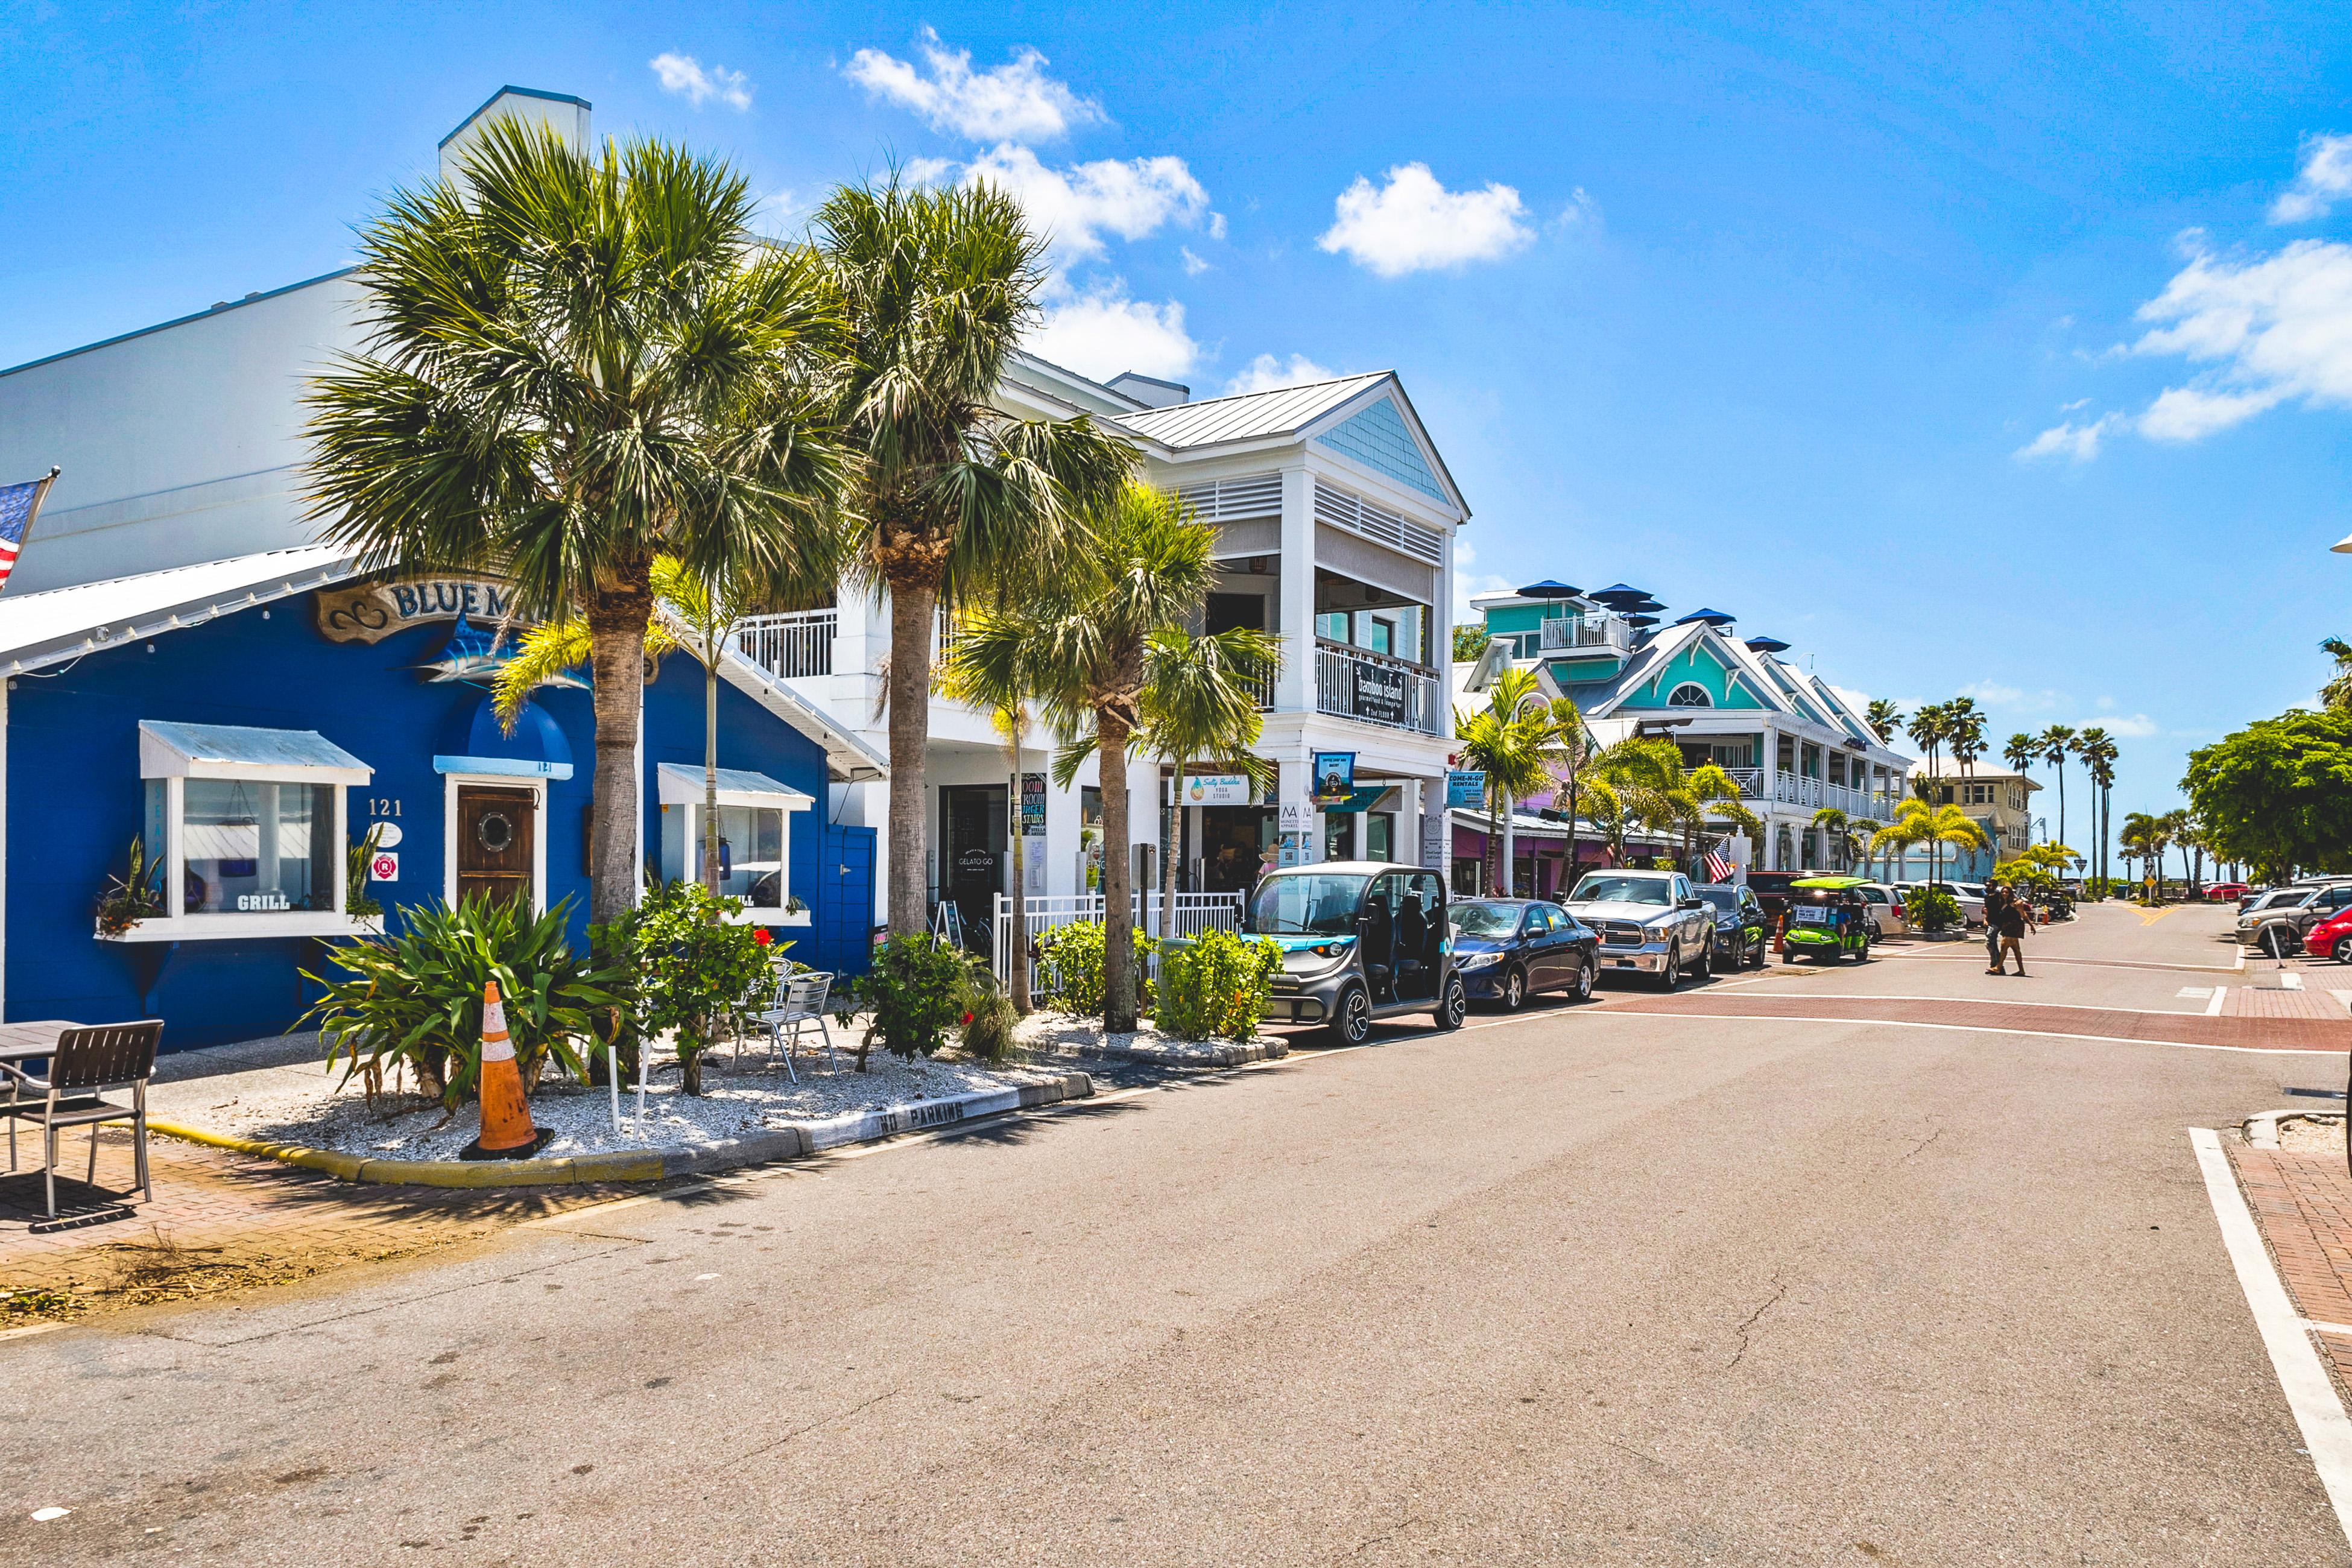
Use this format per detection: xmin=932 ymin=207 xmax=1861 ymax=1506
xmin=2206 ymin=882 xmax=2249 ymax=902
xmin=1695 ymin=884 xmax=1769 ymax=969
xmin=1741 ymin=870 xmax=1811 ymax=931
xmin=1892 ymin=880 xmax=1985 ymax=927
xmin=1782 ymin=877 xmax=1876 ymax=963
xmin=1563 ymin=868 xmax=1718 ymax=990
xmin=2306 ymin=906 xmax=2352 ymax=962
xmin=1447 ymin=898 xmax=1599 ymax=1010
xmin=1856 ymin=882 xmax=1908 ymax=938
xmin=2237 ymin=884 xmax=2352 ymax=953
xmin=1248 ymin=862 xmax=1468 ymax=1043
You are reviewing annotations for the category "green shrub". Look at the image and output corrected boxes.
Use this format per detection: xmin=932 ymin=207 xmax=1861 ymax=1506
xmin=300 ymin=894 xmax=623 ymax=1108
xmin=1904 ymin=887 xmax=1961 ymax=931
xmin=961 ymin=969 xmax=1020 ymax=1063
xmin=1151 ymin=928 xmax=1282 ymax=1041
xmin=848 ymin=932 xmax=972 ymax=1067
xmin=1037 ymin=922 xmax=1152 ymax=1017
xmin=595 ymin=879 xmax=774 ymax=1095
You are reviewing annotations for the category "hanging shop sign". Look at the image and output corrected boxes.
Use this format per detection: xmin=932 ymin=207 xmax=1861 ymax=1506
xmin=1278 ymin=801 xmax=1312 ymax=833
xmin=1309 ymin=751 xmax=1357 ymax=806
xmin=1446 ymin=770 xmax=1487 ymax=809
xmin=1351 ymin=660 xmax=1411 ymax=727
xmin=1183 ymin=772 xmax=1254 ymax=807
xmin=1015 ymin=773 xmax=1047 ymax=834
xmin=315 ymin=578 xmax=533 ymax=645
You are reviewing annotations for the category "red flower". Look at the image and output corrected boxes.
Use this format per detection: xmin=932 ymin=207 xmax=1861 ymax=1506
xmin=962 ymin=1012 xmax=975 ymax=1025
xmin=753 ymin=929 xmax=772 ymax=946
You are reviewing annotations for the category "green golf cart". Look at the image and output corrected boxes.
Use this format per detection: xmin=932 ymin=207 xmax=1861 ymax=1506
xmin=1781 ymin=876 xmax=1874 ymax=963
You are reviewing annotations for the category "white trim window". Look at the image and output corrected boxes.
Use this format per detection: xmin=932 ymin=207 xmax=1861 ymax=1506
xmin=1667 ymin=682 xmax=1713 ymax=708
xmin=656 ymin=763 xmax=812 ymax=925
xmin=117 ymin=721 xmax=374 ymax=942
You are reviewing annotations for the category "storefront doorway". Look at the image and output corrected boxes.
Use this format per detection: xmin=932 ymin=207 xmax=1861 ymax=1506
xmin=940 ymin=784 xmax=1007 ymax=953
xmin=1198 ymin=806 xmax=1273 ymax=894
xmin=455 ymin=785 xmax=536 ymax=908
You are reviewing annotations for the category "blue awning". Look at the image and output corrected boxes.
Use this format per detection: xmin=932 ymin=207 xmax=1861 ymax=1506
xmin=432 ymin=692 xmax=575 ymax=780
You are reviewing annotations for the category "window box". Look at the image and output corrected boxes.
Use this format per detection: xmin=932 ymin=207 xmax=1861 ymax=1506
xmin=655 ymin=763 xmax=812 ymax=924
xmin=105 ymin=721 xmax=373 ymax=943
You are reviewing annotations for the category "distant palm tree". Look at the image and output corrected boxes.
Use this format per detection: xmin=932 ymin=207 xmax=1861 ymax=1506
xmin=1866 ymin=699 xmax=1903 ymax=744
xmin=1946 ymin=697 xmax=1986 ymax=780
xmin=815 ymin=177 xmax=1135 ymax=935
xmin=2322 ymin=637 xmax=2352 ymax=711
xmin=2037 ymin=726 xmax=2078 ymax=853
xmin=2120 ymin=811 xmax=2169 ymax=900
xmin=1547 ymin=695 xmax=1598 ymax=880
xmin=1878 ymin=798 xmax=1990 ymax=914
xmin=2003 ymin=732 xmax=2037 ymax=776
xmin=1903 ymin=703 xmax=1953 ymax=880
xmin=1453 ymin=668 xmax=1569 ymax=894
xmin=2075 ymin=728 xmax=2117 ymax=894
xmin=306 ymin=122 xmax=847 ymax=923
xmin=1813 ymin=806 xmax=1865 ymax=871
xmin=1582 ymin=736 xmax=1686 ymax=870
xmin=1138 ymin=623 xmax=1282 ymax=935
xmin=1670 ymin=765 xmax=1762 ymax=870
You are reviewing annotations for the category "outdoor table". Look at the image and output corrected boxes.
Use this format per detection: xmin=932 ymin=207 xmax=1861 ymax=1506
xmin=0 ymin=1020 xmax=83 ymax=1070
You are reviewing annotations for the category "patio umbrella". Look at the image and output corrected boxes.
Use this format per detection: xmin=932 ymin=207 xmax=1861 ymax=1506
xmin=1587 ymin=584 xmax=1654 ymax=607
xmin=1515 ymin=578 xmax=1582 ymax=599
xmin=1674 ymin=608 xmax=1735 ymax=626
xmin=1744 ymin=634 xmax=1791 ymax=653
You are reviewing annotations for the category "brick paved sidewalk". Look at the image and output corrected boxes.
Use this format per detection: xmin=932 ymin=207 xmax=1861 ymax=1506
xmin=1605 ymin=990 xmax=2352 ymax=1051
xmin=2231 ymin=1137 xmax=2352 ymax=1394
xmin=1 ymin=1127 xmax=630 ymax=1324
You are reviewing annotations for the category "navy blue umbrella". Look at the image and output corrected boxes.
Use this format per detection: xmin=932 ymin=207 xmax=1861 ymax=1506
xmin=1744 ymin=634 xmax=1791 ymax=653
xmin=1515 ymin=578 xmax=1582 ymax=599
xmin=1674 ymin=608 xmax=1735 ymax=626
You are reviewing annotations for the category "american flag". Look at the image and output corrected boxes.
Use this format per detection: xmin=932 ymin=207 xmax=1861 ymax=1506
xmin=0 ymin=468 xmax=58 ymax=593
xmin=1702 ymin=847 xmax=1734 ymax=883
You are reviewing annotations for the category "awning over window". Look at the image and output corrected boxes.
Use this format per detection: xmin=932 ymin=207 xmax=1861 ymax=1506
xmin=657 ymin=763 xmax=814 ymax=810
xmin=139 ymin=720 xmax=371 ymax=784
xmin=433 ymin=693 xmax=575 ymax=780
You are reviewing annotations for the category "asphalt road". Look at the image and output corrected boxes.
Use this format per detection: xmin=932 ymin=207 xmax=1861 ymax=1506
xmin=4 ymin=902 xmax=2344 ymax=1564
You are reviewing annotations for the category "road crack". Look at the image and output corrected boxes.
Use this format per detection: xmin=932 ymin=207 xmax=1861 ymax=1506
xmin=1727 ymin=1269 xmax=1789 ymax=1368
xmin=744 ymin=1387 xmax=900 ymax=1458
xmin=1903 ymin=1122 xmax=1944 ymax=1161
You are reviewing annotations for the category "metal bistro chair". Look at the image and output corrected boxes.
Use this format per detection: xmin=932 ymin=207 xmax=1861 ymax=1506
xmin=753 ymin=969 xmax=837 ymax=1083
xmin=2 ymin=1020 xmax=163 ymax=1219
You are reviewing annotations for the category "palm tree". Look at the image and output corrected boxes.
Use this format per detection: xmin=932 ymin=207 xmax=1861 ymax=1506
xmin=2076 ymin=728 xmax=2117 ymax=894
xmin=1904 ymin=703 xmax=1952 ymax=880
xmin=1452 ymin=668 xmax=1568 ymax=895
xmin=815 ymin=178 xmax=1135 ymax=935
xmin=1028 ymin=482 xmax=1223 ymax=1032
xmin=1946 ymin=697 xmax=1986 ymax=780
xmin=306 ymin=122 xmax=846 ymax=924
xmin=1866 ymin=700 xmax=1903 ymax=744
xmin=1813 ymin=806 xmax=1857 ymax=870
xmin=2003 ymin=732 xmax=2037 ymax=777
xmin=2322 ymin=637 xmax=2352 ymax=711
xmin=1878 ymin=799 xmax=1990 ymax=917
xmin=1582 ymin=736 xmax=1687 ymax=868
xmin=2120 ymin=811 xmax=2169 ymax=900
xmin=1547 ymin=695 xmax=1598 ymax=882
xmin=2037 ymin=726 xmax=2078 ymax=853
xmin=1137 ymin=623 xmax=1282 ymax=936
xmin=1668 ymin=765 xmax=1761 ymax=871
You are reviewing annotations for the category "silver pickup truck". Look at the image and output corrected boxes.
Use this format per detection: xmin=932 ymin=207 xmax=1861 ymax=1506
xmin=1562 ymin=869 xmax=1719 ymax=990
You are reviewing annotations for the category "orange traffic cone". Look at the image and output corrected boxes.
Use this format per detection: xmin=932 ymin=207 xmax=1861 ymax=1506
xmin=460 ymin=979 xmax=551 ymax=1161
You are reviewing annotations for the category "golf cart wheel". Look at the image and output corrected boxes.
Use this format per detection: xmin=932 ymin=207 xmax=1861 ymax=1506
xmin=1500 ymin=967 xmax=1527 ymax=1011
xmin=1330 ymin=984 xmax=1374 ymax=1046
xmin=1432 ymin=975 xmax=1468 ymax=1031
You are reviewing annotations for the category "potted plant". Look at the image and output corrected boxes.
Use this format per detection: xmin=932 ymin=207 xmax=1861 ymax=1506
xmin=93 ymin=836 xmax=167 ymax=937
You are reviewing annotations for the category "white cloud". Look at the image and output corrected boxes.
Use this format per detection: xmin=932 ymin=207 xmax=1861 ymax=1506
xmin=1956 ymin=681 xmax=2070 ymax=713
xmin=899 ymin=156 xmax=956 ymax=187
xmin=1222 ymin=353 xmax=1335 ymax=397
xmin=959 ymin=143 xmax=1209 ymax=264
xmin=1318 ymin=163 xmax=1534 ymax=278
xmin=1180 ymin=246 xmax=1211 ymax=276
xmin=651 ymin=53 xmax=752 ymax=111
xmin=2082 ymin=713 xmax=2158 ymax=737
xmin=1025 ymin=279 xmax=1198 ymax=381
xmin=2128 ymin=236 xmax=2352 ymax=440
xmin=844 ymin=28 xmax=1101 ymax=142
xmin=2271 ymin=133 xmax=2352 ymax=223
xmin=2014 ymin=412 xmax=2122 ymax=462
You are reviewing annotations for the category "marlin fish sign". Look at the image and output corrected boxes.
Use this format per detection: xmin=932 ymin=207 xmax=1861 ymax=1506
xmin=0 ymin=466 xmax=59 ymax=594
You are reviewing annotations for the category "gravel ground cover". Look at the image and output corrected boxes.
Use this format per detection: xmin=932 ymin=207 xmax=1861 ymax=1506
xmin=171 ymin=1041 xmax=1072 ymax=1162
xmin=1013 ymin=1011 xmax=1288 ymax=1065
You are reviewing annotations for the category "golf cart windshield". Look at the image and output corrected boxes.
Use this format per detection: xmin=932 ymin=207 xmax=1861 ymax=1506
xmin=1570 ymin=874 xmax=1671 ymax=905
xmin=1248 ymin=873 xmax=1371 ymax=936
xmin=1449 ymin=902 xmax=1523 ymax=938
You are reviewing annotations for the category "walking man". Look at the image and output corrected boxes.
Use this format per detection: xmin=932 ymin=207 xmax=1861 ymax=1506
xmin=1993 ymin=885 xmax=2034 ymax=976
xmin=1983 ymin=884 xmax=2009 ymax=974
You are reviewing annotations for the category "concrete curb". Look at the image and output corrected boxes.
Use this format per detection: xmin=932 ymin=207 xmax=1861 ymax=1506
xmin=2246 ymin=1107 xmax=2347 ymax=1149
xmin=145 ymin=1070 xmax=1095 ymax=1190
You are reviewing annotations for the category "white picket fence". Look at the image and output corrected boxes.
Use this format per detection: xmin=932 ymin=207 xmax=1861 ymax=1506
xmin=991 ymin=890 xmax=1244 ymax=988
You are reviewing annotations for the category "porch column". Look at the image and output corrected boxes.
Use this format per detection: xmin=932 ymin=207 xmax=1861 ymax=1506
xmin=1417 ymin=776 xmax=1449 ymax=880
xmin=1275 ymin=466 xmax=1315 ymax=715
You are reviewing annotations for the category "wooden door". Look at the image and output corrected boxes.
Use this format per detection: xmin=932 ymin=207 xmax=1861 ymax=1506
xmin=456 ymin=786 xmax=536 ymax=909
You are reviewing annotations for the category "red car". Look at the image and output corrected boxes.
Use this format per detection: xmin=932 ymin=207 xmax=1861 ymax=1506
xmin=2206 ymin=882 xmax=2249 ymax=902
xmin=2308 ymin=907 xmax=2352 ymax=961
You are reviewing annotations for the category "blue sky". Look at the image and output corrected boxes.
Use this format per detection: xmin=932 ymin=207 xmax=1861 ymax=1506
xmin=6 ymin=1 xmax=2352 ymax=844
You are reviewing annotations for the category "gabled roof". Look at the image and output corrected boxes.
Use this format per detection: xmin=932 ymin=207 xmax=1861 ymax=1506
xmin=0 ymin=545 xmax=358 ymax=677
xmin=1113 ymin=371 xmax=1389 ymax=447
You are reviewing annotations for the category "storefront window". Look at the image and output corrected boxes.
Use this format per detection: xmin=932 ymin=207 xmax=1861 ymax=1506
xmin=662 ymin=803 xmax=786 ymax=905
xmin=180 ymin=779 xmax=335 ymax=914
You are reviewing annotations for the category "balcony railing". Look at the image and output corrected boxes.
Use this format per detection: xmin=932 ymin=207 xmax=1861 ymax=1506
xmin=1315 ymin=640 xmax=1442 ymax=735
xmin=1704 ymin=768 xmax=1898 ymax=821
xmin=1540 ymin=613 xmax=1630 ymax=655
xmin=732 ymin=609 xmax=835 ymax=680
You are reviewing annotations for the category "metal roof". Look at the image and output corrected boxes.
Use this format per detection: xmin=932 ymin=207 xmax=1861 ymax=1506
xmin=139 ymin=719 xmax=371 ymax=781
xmin=0 ymin=545 xmax=359 ymax=677
xmin=1112 ymin=372 xmax=1391 ymax=449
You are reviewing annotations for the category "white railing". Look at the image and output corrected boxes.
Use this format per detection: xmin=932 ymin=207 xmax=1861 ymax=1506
xmin=731 ymin=609 xmax=835 ymax=680
xmin=1757 ymin=770 xmax=1899 ymax=821
xmin=992 ymin=891 xmax=1245 ymax=987
xmin=1314 ymin=640 xmax=1442 ymax=734
xmin=1541 ymin=613 xmax=1630 ymax=654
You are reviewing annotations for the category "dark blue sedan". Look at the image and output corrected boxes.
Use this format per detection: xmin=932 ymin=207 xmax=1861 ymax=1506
xmin=1448 ymin=899 xmax=1599 ymax=1010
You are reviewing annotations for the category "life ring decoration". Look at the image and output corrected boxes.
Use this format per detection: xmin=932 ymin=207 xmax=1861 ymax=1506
xmin=476 ymin=810 xmax=517 ymax=855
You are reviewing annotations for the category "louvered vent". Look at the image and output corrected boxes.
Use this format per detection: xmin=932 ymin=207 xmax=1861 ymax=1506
xmin=1312 ymin=481 xmax=1445 ymax=564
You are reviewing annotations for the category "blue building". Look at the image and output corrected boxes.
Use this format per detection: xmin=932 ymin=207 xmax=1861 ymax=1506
xmin=0 ymin=548 xmax=884 ymax=1052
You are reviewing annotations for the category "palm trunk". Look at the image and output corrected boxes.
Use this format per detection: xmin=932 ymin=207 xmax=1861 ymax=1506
xmin=1007 ymin=717 xmax=1031 ymax=1015
xmin=1160 ymin=754 xmax=1185 ymax=943
xmin=701 ymin=648 xmax=722 ymax=897
xmin=885 ymin=575 xmax=940 ymax=937
xmin=584 ymin=591 xmax=654 ymax=926
xmin=2055 ymin=765 xmax=2066 ymax=855
xmin=1501 ymin=792 xmax=1516 ymax=895
xmin=1564 ymin=767 xmax=1581 ymax=885
xmin=1097 ymin=704 xmax=1139 ymax=1033
xmin=1487 ymin=794 xmax=1502 ymax=894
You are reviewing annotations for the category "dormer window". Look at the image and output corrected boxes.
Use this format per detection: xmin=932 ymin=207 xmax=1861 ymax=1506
xmin=1668 ymin=683 xmax=1713 ymax=708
